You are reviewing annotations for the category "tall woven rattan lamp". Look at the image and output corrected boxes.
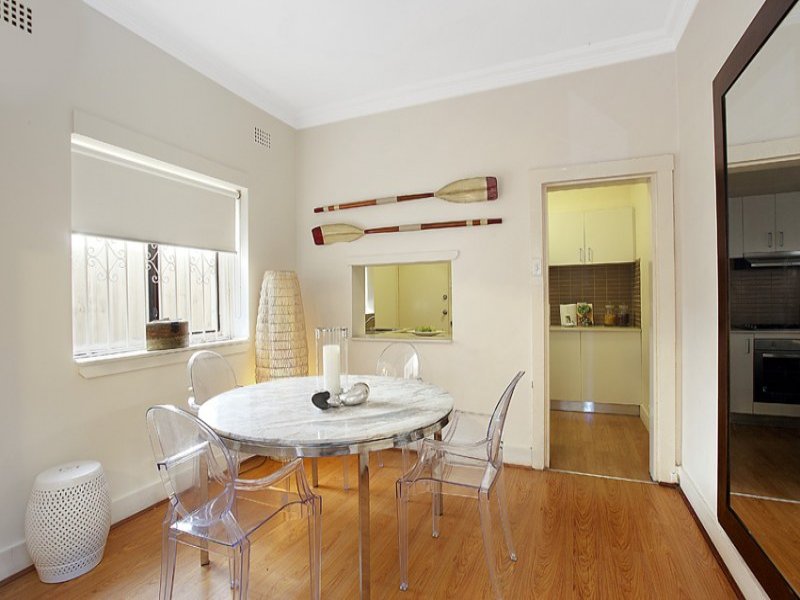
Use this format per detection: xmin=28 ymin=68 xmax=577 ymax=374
xmin=255 ymin=271 xmax=308 ymax=382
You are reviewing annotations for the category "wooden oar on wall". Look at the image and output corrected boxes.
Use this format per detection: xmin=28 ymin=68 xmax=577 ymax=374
xmin=313 ymin=176 xmax=498 ymax=213
xmin=312 ymin=218 xmax=502 ymax=245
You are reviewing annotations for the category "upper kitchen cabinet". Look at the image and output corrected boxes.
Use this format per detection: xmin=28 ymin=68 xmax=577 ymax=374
xmin=548 ymin=207 xmax=635 ymax=266
xmin=741 ymin=192 xmax=800 ymax=255
xmin=776 ymin=192 xmax=800 ymax=250
xmin=549 ymin=212 xmax=586 ymax=265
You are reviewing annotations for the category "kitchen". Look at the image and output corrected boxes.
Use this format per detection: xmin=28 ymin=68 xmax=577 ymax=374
xmin=547 ymin=180 xmax=653 ymax=481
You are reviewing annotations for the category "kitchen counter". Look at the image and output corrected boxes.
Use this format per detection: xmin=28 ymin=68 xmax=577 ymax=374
xmin=550 ymin=326 xmax=641 ymax=333
xmin=731 ymin=329 xmax=800 ymax=337
xmin=354 ymin=330 xmax=452 ymax=343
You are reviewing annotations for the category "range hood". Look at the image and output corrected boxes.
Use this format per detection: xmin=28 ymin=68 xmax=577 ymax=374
xmin=744 ymin=252 xmax=800 ymax=267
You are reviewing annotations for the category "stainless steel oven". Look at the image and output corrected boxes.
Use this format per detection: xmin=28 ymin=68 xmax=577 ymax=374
xmin=754 ymin=338 xmax=800 ymax=405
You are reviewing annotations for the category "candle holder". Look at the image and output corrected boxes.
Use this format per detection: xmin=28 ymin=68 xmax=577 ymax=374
xmin=315 ymin=327 xmax=349 ymax=394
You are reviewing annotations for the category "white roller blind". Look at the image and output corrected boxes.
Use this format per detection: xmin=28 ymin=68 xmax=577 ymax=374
xmin=71 ymin=142 xmax=239 ymax=253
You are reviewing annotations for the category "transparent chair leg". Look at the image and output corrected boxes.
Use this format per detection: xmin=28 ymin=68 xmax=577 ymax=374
xmin=159 ymin=521 xmax=178 ymax=600
xmin=431 ymin=454 xmax=441 ymax=538
xmin=308 ymin=496 xmax=323 ymax=600
xmin=479 ymin=491 xmax=503 ymax=600
xmin=397 ymin=480 xmax=410 ymax=591
xmin=231 ymin=539 xmax=250 ymax=600
xmin=494 ymin=470 xmax=517 ymax=561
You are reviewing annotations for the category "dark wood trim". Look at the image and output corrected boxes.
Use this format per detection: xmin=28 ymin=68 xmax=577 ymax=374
xmin=714 ymin=1 xmax=799 ymax=597
xmin=678 ymin=486 xmax=745 ymax=600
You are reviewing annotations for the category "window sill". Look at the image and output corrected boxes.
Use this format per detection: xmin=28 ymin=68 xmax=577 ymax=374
xmin=75 ymin=338 xmax=250 ymax=379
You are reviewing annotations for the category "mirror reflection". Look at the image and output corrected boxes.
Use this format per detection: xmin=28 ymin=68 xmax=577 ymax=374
xmin=359 ymin=261 xmax=452 ymax=339
xmin=725 ymin=2 xmax=800 ymax=592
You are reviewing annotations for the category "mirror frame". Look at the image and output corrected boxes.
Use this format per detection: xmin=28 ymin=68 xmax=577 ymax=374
xmin=714 ymin=1 xmax=800 ymax=597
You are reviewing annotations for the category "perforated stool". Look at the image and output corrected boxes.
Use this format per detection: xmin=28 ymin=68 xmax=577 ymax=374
xmin=25 ymin=460 xmax=111 ymax=583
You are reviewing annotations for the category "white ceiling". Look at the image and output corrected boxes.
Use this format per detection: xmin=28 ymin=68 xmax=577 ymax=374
xmin=84 ymin=0 xmax=698 ymax=129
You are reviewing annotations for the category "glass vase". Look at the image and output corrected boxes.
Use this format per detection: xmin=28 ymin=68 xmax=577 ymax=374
xmin=315 ymin=327 xmax=349 ymax=394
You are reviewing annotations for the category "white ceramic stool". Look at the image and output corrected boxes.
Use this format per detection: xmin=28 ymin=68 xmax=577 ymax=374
xmin=25 ymin=460 xmax=111 ymax=583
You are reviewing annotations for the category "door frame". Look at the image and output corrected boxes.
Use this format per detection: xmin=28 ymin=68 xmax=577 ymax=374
xmin=529 ymin=155 xmax=677 ymax=483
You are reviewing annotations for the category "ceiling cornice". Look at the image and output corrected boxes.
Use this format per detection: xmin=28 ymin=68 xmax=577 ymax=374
xmin=295 ymin=30 xmax=678 ymax=129
xmin=84 ymin=0 xmax=700 ymax=131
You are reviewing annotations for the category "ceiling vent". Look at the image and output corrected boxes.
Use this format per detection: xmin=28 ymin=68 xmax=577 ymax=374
xmin=2 ymin=0 xmax=32 ymax=34
xmin=254 ymin=126 xmax=271 ymax=149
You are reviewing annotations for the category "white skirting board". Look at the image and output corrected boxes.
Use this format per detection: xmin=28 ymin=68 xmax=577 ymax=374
xmin=678 ymin=467 xmax=768 ymax=599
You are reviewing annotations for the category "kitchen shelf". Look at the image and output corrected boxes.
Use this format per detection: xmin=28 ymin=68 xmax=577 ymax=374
xmin=549 ymin=326 xmax=641 ymax=333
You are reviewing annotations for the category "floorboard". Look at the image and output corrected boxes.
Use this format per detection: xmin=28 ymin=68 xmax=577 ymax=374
xmin=549 ymin=410 xmax=650 ymax=482
xmin=0 ymin=452 xmax=736 ymax=599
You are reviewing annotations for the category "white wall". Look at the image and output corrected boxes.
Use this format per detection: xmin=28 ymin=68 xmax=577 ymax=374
xmin=726 ymin=19 xmax=800 ymax=146
xmin=674 ymin=0 xmax=769 ymax=596
xmin=296 ymin=55 xmax=678 ymax=466
xmin=0 ymin=0 xmax=295 ymax=578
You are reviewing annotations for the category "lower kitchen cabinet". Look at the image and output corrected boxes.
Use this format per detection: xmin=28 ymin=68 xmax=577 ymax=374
xmin=550 ymin=329 xmax=642 ymax=406
xmin=729 ymin=332 xmax=754 ymax=414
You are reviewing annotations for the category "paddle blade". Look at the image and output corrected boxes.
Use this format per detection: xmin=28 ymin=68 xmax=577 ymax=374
xmin=312 ymin=223 xmax=364 ymax=245
xmin=435 ymin=176 xmax=497 ymax=203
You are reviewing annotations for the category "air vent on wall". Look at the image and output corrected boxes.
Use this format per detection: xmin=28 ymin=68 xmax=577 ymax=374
xmin=2 ymin=0 xmax=32 ymax=34
xmin=254 ymin=126 xmax=271 ymax=149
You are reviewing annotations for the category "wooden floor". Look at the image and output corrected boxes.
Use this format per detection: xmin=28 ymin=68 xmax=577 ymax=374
xmin=1 ymin=452 xmax=736 ymax=599
xmin=729 ymin=422 xmax=800 ymax=593
xmin=550 ymin=410 xmax=650 ymax=482
xmin=730 ymin=422 xmax=800 ymax=500
xmin=731 ymin=494 xmax=800 ymax=592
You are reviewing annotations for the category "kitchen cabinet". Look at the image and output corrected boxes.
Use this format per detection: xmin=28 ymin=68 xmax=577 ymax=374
xmin=548 ymin=207 xmax=635 ymax=266
xmin=728 ymin=197 xmax=744 ymax=259
xmin=549 ymin=330 xmax=582 ymax=402
xmin=729 ymin=332 xmax=754 ymax=414
xmin=741 ymin=192 xmax=800 ymax=254
xmin=550 ymin=329 xmax=641 ymax=407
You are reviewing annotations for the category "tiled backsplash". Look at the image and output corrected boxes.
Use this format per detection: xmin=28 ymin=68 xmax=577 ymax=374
xmin=730 ymin=266 xmax=800 ymax=326
xmin=549 ymin=261 xmax=641 ymax=326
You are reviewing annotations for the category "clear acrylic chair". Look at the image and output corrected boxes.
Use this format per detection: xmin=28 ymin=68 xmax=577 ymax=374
xmin=187 ymin=350 xmax=238 ymax=414
xmin=397 ymin=371 xmax=524 ymax=600
xmin=146 ymin=405 xmax=322 ymax=600
xmin=375 ymin=342 xmax=422 ymax=470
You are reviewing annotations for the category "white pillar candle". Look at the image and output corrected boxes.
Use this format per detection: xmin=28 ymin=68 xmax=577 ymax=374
xmin=322 ymin=344 xmax=341 ymax=394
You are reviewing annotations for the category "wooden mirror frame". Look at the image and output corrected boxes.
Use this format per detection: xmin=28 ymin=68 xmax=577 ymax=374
xmin=714 ymin=1 xmax=799 ymax=598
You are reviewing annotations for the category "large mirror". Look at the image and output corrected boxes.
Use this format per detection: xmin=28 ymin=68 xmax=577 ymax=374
xmin=716 ymin=1 xmax=800 ymax=597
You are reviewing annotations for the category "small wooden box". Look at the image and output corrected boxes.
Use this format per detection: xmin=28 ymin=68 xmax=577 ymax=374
xmin=146 ymin=320 xmax=189 ymax=351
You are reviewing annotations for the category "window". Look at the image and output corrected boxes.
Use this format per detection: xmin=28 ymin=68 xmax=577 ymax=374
xmin=71 ymin=235 xmax=237 ymax=358
xmin=70 ymin=134 xmax=246 ymax=359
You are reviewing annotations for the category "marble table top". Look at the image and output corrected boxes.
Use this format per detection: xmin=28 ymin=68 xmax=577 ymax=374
xmin=197 ymin=375 xmax=454 ymax=457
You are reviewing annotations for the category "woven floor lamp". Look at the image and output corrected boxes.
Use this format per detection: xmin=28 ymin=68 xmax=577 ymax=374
xmin=255 ymin=271 xmax=308 ymax=382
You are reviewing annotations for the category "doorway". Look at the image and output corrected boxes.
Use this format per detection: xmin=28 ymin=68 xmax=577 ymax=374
xmin=546 ymin=180 xmax=652 ymax=481
xmin=529 ymin=155 xmax=677 ymax=484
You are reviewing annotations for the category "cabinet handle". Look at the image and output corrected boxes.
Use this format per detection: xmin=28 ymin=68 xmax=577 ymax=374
xmin=780 ymin=231 xmax=784 ymax=247
xmin=746 ymin=339 xmax=750 ymax=354
xmin=579 ymin=248 xmax=584 ymax=263
xmin=588 ymin=247 xmax=594 ymax=262
xmin=768 ymin=232 xmax=773 ymax=248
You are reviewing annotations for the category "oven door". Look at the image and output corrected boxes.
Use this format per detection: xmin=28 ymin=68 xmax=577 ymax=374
xmin=754 ymin=343 xmax=800 ymax=405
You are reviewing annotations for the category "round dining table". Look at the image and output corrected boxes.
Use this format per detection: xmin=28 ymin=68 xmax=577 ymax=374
xmin=198 ymin=374 xmax=454 ymax=599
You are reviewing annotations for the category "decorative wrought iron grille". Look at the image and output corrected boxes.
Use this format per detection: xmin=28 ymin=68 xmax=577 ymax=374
xmin=72 ymin=234 xmax=236 ymax=358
